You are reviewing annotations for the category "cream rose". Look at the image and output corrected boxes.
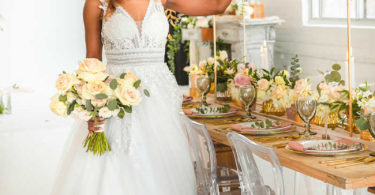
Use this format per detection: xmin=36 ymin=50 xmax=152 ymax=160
xmin=56 ymin=74 xmax=76 ymax=93
xmin=198 ymin=60 xmax=206 ymax=70
xmin=99 ymin=107 xmax=114 ymax=119
xmin=124 ymin=72 xmax=138 ymax=84
xmin=257 ymin=79 xmax=270 ymax=91
xmin=82 ymin=81 xmax=107 ymax=100
xmin=50 ymin=95 xmax=67 ymax=117
xmin=294 ymin=79 xmax=308 ymax=94
xmin=115 ymin=84 xmax=142 ymax=106
xmin=275 ymin=76 xmax=285 ymax=85
xmin=272 ymin=85 xmax=287 ymax=100
xmin=78 ymin=58 xmax=106 ymax=73
xmin=78 ymin=71 xmax=108 ymax=82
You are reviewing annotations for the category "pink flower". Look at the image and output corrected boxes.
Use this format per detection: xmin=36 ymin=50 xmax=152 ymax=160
xmin=257 ymin=79 xmax=270 ymax=91
xmin=248 ymin=62 xmax=257 ymax=71
xmin=237 ymin=63 xmax=246 ymax=73
xmin=294 ymin=79 xmax=308 ymax=94
xmin=234 ymin=74 xmax=252 ymax=86
xmin=329 ymin=85 xmax=345 ymax=100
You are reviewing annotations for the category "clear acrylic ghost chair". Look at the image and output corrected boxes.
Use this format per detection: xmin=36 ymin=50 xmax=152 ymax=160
xmin=227 ymin=132 xmax=285 ymax=195
xmin=179 ymin=113 xmax=239 ymax=195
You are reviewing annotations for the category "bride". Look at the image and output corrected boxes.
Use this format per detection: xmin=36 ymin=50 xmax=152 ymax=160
xmin=50 ymin=0 xmax=230 ymax=194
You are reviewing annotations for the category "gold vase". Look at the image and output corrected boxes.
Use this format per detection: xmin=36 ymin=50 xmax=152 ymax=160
xmin=262 ymin=100 xmax=286 ymax=116
xmin=312 ymin=112 xmax=340 ymax=128
xmin=360 ymin=130 xmax=375 ymax=142
xmin=189 ymin=73 xmax=201 ymax=98
xmin=230 ymin=84 xmax=242 ymax=107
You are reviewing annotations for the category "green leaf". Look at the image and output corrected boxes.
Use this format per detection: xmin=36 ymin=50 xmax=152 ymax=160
xmin=144 ymin=89 xmax=150 ymax=97
xmin=120 ymin=73 xmax=126 ymax=79
xmin=107 ymin=99 xmax=117 ymax=111
xmin=332 ymin=64 xmax=341 ymax=71
xmin=133 ymin=80 xmax=141 ymax=89
xmin=117 ymin=108 xmax=125 ymax=119
xmin=123 ymin=105 xmax=132 ymax=113
xmin=265 ymin=119 xmax=273 ymax=129
xmin=67 ymin=100 xmax=76 ymax=115
xmin=355 ymin=118 xmax=369 ymax=130
xmin=59 ymin=95 xmax=67 ymax=102
xmin=109 ymin=79 xmax=118 ymax=90
xmin=95 ymin=93 xmax=108 ymax=100
xmin=259 ymin=122 xmax=265 ymax=128
xmin=86 ymin=100 xmax=93 ymax=111
xmin=330 ymin=71 xmax=341 ymax=82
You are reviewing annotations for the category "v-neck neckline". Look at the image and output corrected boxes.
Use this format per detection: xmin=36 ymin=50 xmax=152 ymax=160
xmin=116 ymin=0 xmax=153 ymax=37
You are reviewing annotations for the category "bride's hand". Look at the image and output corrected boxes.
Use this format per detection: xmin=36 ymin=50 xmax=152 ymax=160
xmin=88 ymin=117 xmax=105 ymax=135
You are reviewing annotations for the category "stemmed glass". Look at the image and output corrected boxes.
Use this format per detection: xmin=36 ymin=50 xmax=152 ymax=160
xmin=368 ymin=112 xmax=375 ymax=139
xmin=196 ymin=75 xmax=211 ymax=107
xmin=239 ymin=85 xmax=257 ymax=121
xmin=296 ymin=96 xmax=317 ymax=139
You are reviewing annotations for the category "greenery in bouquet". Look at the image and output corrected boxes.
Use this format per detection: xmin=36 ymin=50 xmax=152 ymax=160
xmin=50 ymin=58 xmax=150 ymax=156
xmin=331 ymin=82 xmax=375 ymax=131
xmin=315 ymin=64 xmax=346 ymax=120
xmin=288 ymin=55 xmax=303 ymax=88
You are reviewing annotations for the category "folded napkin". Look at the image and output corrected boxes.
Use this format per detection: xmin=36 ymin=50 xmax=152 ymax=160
xmin=183 ymin=109 xmax=194 ymax=115
xmin=288 ymin=141 xmax=306 ymax=152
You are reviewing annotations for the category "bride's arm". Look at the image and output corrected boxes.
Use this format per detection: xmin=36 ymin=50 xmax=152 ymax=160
xmin=83 ymin=0 xmax=103 ymax=60
xmin=163 ymin=0 xmax=231 ymax=16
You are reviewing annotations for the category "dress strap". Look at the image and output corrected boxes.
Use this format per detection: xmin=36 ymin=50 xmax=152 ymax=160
xmin=98 ymin=0 xmax=108 ymax=13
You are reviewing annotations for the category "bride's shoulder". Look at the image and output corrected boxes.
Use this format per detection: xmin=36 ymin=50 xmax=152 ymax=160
xmin=84 ymin=0 xmax=104 ymax=17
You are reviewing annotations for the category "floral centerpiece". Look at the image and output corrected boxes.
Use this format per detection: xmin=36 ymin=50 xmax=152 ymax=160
xmin=331 ymin=83 xmax=375 ymax=139
xmin=232 ymin=62 xmax=258 ymax=107
xmin=256 ymin=68 xmax=293 ymax=116
xmin=313 ymin=64 xmax=345 ymax=127
xmin=50 ymin=59 xmax=150 ymax=155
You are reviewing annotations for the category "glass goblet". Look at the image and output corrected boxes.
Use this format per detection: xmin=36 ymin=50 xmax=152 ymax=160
xmin=239 ymin=85 xmax=257 ymax=122
xmin=196 ymin=75 xmax=211 ymax=107
xmin=296 ymin=96 xmax=317 ymax=139
xmin=368 ymin=112 xmax=375 ymax=139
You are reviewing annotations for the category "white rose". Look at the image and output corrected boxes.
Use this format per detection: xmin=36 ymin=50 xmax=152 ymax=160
xmin=207 ymin=57 xmax=215 ymax=65
xmin=99 ymin=107 xmax=114 ymax=119
xmin=78 ymin=110 xmax=92 ymax=121
xmin=219 ymin=51 xmax=228 ymax=61
xmin=50 ymin=94 xmax=67 ymax=117
xmin=67 ymin=92 xmax=76 ymax=104
xmin=187 ymin=23 xmax=194 ymax=29
xmin=275 ymin=76 xmax=285 ymax=85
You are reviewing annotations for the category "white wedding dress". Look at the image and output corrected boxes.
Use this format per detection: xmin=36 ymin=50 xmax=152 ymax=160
xmin=50 ymin=0 xmax=196 ymax=194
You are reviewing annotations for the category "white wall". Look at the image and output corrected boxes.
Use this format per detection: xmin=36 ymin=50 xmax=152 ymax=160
xmin=263 ymin=0 xmax=375 ymax=87
xmin=0 ymin=0 xmax=86 ymax=92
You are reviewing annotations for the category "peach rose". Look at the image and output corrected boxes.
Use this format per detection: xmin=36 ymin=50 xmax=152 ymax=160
xmin=237 ymin=63 xmax=246 ymax=73
xmin=207 ymin=57 xmax=215 ymax=65
xmin=77 ymin=71 xmax=108 ymax=82
xmin=115 ymin=84 xmax=142 ymax=106
xmin=234 ymin=74 xmax=252 ymax=86
xmin=78 ymin=58 xmax=106 ymax=73
xmin=82 ymin=81 xmax=107 ymax=100
xmin=56 ymin=74 xmax=77 ymax=93
xmin=272 ymin=85 xmax=287 ymax=100
xmin=329 ymin=85 xmax=345 ymax=100
xmin=198 ymin=60 xmax=206 ymax=70
xmin=294 ymin=79 xmax=308 ymax=94
xmin=257 ymin=79 xmax=270 ymax=91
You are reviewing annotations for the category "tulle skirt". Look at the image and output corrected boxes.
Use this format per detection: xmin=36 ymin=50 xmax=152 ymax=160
xmin=50 ymin=63 xmax=196 ymax=195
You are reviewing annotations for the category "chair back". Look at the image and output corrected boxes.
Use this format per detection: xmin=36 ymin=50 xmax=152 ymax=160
xmin=226 ymin=132 xmax=285 ymax=195
xmin=180 ymin=113 xmax=219 ymax=195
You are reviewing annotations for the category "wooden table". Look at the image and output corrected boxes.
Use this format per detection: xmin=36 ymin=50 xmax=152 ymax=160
xmin=189 ymin=104 xmax=375 ymax=190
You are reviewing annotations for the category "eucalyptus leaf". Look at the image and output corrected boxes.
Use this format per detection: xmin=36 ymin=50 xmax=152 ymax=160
xmin=117 ymin=108 xmax=125 ymax=119
xmin=59 ymin=95 xmax=67 ymax=102
xmin=86 ymin=100 xmax=93 ymax=111
xmin=332 ymin=64 xmax=341 ymax=71
xmin=110 ymin=79 xmax=118 ymax=90
xmin=330 ymin=71 xmax=341 ymax=82
xmin=144 ymin=89 xmax=150 ymax=97
xmin=123 ymin=105 xmax=132 ymax=113
xmin=133 ymin=80 xmax=141 ymax=89
xmin=67 ymin=100 xmax=76 ymax=115
xmin=95 ymin=93 xmax=108 ymax=100
xmin=120 ymin=73 xmax=126 ymax=79
xmin=107 ymin=99 xmax=117 ymax=111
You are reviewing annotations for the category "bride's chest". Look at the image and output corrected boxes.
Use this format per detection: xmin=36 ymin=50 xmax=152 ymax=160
xmin=101 ymin=8 xmax=169 ymax=45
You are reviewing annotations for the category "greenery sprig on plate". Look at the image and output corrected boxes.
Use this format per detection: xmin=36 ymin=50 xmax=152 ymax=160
xmin=249 ymin=119 xmax=281 ymax=129
xmin=195 ymin=104 xmax=231 ymax=114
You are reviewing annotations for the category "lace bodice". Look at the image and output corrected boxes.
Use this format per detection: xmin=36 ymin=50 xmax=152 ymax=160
xmin=99 ymin=0 xmax=169 ymax=65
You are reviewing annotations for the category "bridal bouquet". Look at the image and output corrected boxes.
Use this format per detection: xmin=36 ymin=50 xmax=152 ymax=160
xmin=50 ymin=58 xmax=150 ymax=155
